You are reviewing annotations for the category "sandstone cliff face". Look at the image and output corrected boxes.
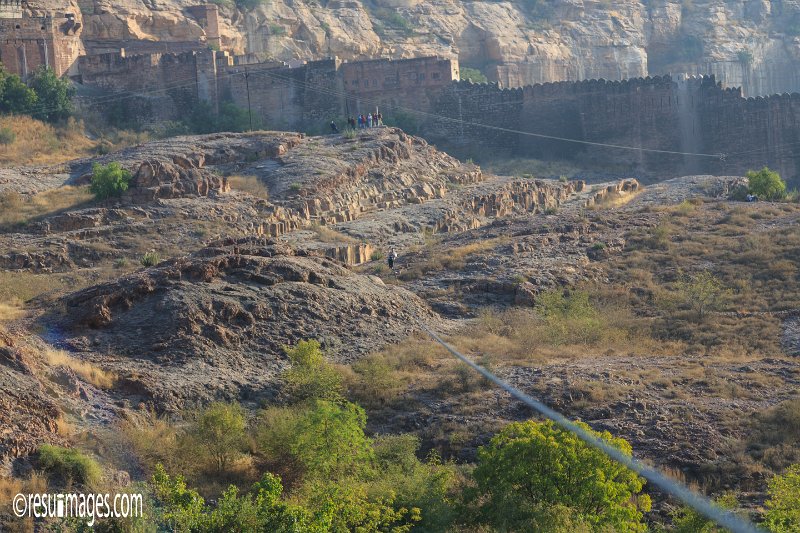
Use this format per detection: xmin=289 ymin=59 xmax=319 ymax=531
xmin=31 ymin=0 xmax=800 ymax=95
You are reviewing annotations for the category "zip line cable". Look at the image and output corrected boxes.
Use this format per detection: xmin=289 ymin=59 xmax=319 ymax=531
xmin=415 ymin=322 xmax=766 ymax=533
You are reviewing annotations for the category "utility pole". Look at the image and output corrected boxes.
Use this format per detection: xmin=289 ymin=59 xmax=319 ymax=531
xmin=244 ymin=66 xmax=253 ymax=131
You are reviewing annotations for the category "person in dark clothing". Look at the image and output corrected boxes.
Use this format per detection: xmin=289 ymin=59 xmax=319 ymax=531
xmin=330 ymin=120 xmax=339 ymax=133
xmin=387 ymin=247 xmax=398 ymax=269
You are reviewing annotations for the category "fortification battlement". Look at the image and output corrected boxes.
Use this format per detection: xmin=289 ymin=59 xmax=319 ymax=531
xmin=451 ymin=74 xmax=728 ymax=98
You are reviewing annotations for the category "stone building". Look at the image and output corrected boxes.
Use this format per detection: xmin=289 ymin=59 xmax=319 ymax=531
xmin=0 ymin=1 xmax=82 ymax=78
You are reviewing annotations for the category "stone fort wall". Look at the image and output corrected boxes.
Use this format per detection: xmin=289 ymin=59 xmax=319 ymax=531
xmin=75 ymin=49 xmax=800 ymax=182
xmin=425 ymin=75 xmax=800 ymax=181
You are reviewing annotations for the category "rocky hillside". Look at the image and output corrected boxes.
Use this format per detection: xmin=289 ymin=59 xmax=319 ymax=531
xmin=32 ymin=0 xmax=800 ymax=96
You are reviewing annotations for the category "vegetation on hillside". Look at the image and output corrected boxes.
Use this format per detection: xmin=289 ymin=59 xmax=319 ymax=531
xmin=747 ymin=167 xmax=788 ymax=201
xmin=90 ymin=162 xmax=132 ymax=200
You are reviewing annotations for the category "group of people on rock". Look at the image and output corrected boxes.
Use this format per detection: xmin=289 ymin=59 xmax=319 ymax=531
xmin=330 ymin=112 xmax=384 ymax=133
xmin=348 ymin=112 xmax=382 ymax=129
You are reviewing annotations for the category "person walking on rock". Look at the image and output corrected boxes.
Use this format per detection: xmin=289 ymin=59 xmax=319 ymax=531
xmin=367 ymin=113 xmax=373 ymax=128
xmin=330 ymin=120 xmax=339 ymax=134
xmin=387 ymin=247 xmax=398 ymax=269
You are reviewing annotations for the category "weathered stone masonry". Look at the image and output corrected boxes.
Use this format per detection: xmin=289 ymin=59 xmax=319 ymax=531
xmin=0 ymin=4 xmax=82 ymax=78
xmin=76 ymin=47 xmax=800 ymax=182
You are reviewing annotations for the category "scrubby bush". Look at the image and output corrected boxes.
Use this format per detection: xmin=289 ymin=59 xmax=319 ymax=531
xmin=747 ymin=167 xmax=787 ymax=201
xmin=282 ymin=340 xmax=343 ymax=403
xmin=0 ymin=126 xmax=15 ymax=145
xmin=38 ymin=445 xmax=102 ymax=487
xmin=469 ymin=420 xmax=650 ymax=532
xmin=536 ymin=289 xmax=603 ymax=346
xmin=672 ymin=271 xmax=730 ymax=319
xmin=185 ymin=100 xmax=256 ymax=134
xmin=182 ymin=402 xmax=248 ymax=474
xmin=90 ymin=162 xmax=132 ymax=200
xmin=140 ymin=251 xmax=161 ymax=267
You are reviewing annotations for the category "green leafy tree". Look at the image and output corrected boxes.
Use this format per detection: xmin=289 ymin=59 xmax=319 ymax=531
xmin=90 ymin=162 xmax=132 ymax=200
xmin=184 ymin=402 xmax=247 ymax=474
xmin=289 ymin=400 xmax=373 ymax=480
xmin=470 ymin=420 xmax=650 ymax=532
xmin=282 ymin=340 xmax=343 ymax=403
xmin=764 ymin=464 xmax=800 ymax=533
xmin=0 ymin=69 xmax=37 ymax=115
xmin=747 ymin=167 xmax=787 ymax=201
xmin=28 ymin=66 xmax=75 ymax=122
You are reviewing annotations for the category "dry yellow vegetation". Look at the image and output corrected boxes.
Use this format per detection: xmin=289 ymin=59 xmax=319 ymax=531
xmin=0 ymin=298 xmax=24 ymax=321
xmin=0 ymin=185 xmax=93 ymax=227
xmin=44 ymin=348 xmax=118 ymax=390
xmin=228 ymin=174 xmax=270 ymax=199
xmin=0 ymin=116 xmax=96 ymax=166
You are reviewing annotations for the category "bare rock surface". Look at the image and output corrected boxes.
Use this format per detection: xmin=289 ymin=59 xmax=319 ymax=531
xmin=52 ymin=237 xmax=441 ymax=411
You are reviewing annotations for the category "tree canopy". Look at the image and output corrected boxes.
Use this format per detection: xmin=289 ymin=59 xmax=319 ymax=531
xmin=470 ymin=419 xmax=651 ymax=532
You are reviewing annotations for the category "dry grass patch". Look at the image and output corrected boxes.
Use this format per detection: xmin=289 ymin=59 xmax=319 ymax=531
xmin=0 ymin=472 xmax=48 ymax=531
xmin=0 ymin=116 xmax=96 ymax=166
xmin=0 ymin=297 xmax=24 ymax=321
xmin=399 ymin=237 xmax=508 ymax=280
xmin=0 ymin=185 xmax=93 ymax=228
xmin=310 ymin=224 xmax=356 ymax=243
xmin=228 ymin=174 xmax=270 ymax=200
xmin=44 ymin=348 xmax=117 ymax=389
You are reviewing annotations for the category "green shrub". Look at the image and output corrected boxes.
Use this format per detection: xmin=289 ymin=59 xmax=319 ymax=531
xmin=737 ymin=50 xmax=754 ymax=65
xmin=536 ymin=289 xmax=602 ymax=345
xmin=282 ymin=340 xmax=343 ymax=403
xmin=269 ymin=24 xmax=286 ymax=36
xmin=747 ymin=167 xmax=787 ymax=201
xmin=672 ymin=492 xmax=738 ymax=533
xmin=0 ymin=126 xmax=15 ymax=145
xmin=140 ymin=251 xmax=161 ymax=267
xmin=38 ymin=445 xmax=102 ymax=487
xmin=370 ymin=250 xmax=385 ymax=261
xmin=90 ymin=162 xmax=132 ymax=200
xmin=460 ymin=67 xmax=488 ymax=83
